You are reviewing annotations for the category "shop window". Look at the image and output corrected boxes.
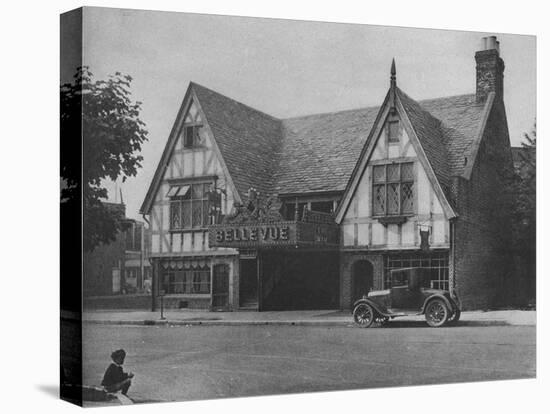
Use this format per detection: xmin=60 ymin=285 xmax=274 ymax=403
xmin=384 ymin=252 xmax=449 ymax=290
xmin=168 ymin=183 xmax=211 ymax=230
xmin=162 ymin=266 xmax=211 ymax=294
xmin=372 ymin=162 xmax=414 ymax=216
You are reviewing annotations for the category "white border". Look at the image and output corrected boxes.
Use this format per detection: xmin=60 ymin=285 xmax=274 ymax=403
xmin=1 ymin=1 xmax=545 ymax=413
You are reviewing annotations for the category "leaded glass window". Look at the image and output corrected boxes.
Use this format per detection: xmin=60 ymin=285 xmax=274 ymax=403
xmin=371 ymin=162 xmax=415 ymax=216
xmin=401 ymin=182 xmax=414 ymax=213
xmin=373 ymin=165 xmax=386 ymax=183
xmin=373 ymin=185 xmax=386 ymax=215
xmin=170 ymin=202 xmax=181 ymax=229
xmin=387 ymin=164 xmax=400 ymax=181
xmin=387 ymin=183 xmax=400 ymax=214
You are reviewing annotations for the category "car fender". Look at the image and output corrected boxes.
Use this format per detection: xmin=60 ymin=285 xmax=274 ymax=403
xmin=352 ymin=298 xmax=391 ymax=317
xmin=420 ymin=294 xmax=453 ymax=314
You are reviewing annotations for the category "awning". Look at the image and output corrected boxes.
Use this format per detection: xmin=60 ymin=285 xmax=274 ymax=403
xmin=166 ymin=185 xmax=190 ymax=198
xmin=161 ymin=258 xmax=208 ymax=270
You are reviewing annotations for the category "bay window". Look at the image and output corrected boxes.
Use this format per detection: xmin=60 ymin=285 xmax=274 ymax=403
xmin=169 ymin=182 xmax=211 ymax=230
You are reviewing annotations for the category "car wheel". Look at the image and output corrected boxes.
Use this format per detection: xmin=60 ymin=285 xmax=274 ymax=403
xmin=425 ymin=299 xmax=449 ymax=327
xmin=353 ymin=303 xmax=375 ymax=328
xmin=447 ymin=308 xmax=461 ymax=325
xmin=375 ymin=315 xmax=389 ymax=326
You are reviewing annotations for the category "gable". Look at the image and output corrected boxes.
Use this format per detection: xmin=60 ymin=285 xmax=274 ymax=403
xmin=336 ymin=86 xmax=457 ymax=224
xmin=140 ymin=84 xmax=241 ymax=215
xmin=342 ymin=114 xmax=446 ymax=222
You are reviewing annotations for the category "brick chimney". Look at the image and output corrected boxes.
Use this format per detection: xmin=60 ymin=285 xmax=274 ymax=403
xmin=475 ymin=36 xmax=505 ymax=103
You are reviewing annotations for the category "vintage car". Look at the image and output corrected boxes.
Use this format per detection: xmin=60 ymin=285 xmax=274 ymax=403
xmin=352 ymin=267 xmax=461 ymax=328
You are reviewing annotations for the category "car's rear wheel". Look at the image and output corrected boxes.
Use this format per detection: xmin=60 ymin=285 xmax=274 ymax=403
xmin=375 ymin=315 xmax=389 ymax=326
xmin=353 ymin=303 xmax=375 ymax=328
xmin=425 ymin=299 xmax=449 ymax=327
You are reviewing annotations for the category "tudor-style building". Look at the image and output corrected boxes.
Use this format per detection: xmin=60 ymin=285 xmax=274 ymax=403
xmin=141 ymin=36 xmax=516 ymax=311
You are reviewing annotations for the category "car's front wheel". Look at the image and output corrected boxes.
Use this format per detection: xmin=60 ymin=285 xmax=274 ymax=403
xmin=425 ymin=299 xmax=449 ymax=327
xmin=353 ymin=303 xmax=375 ymax=328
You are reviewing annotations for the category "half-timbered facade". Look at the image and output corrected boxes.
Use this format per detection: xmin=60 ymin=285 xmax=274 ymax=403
xmin=141 ymin=36 xmax=516 ymax=311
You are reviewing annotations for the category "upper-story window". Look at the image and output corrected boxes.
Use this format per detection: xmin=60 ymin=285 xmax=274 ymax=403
xmin=387 ymin=111 xmax=400 ymax=143
xmin=183 ymin=100 xmax=203 ymax=148
xmin=372 ymin=162 xmax=414 ymax=216
xmin=183 ymin=125 xmax=201 ymax=148
xmin=388 ymin=120 xmax=399 ymax=143
xmin=168 ymin=182 xmax=211 ymax=230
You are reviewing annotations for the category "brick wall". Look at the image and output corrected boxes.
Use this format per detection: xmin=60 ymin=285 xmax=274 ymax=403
xmin=452 ymin=101 xmax=515 ymax=310
xmin=83 ymin=294 xmax=152 ymax=310
xmin=340 ymin=252 xmax=384 ymax=310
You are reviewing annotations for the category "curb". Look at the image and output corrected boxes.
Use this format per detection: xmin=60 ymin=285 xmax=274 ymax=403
xmin=81 ymin=319 xmax=533 ymax=327
xmin=83 ymin=319 xmax=355 ymax=327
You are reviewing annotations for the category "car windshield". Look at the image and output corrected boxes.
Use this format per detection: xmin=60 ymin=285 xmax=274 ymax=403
xmin=391 ymin=268 xmax=432 ymax=289
xmin=391 ymin=271 xmax=408 ymax=287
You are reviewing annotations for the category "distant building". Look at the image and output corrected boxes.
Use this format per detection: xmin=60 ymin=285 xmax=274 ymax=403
xmin=83 ymin=202 xmax=152 ymax=299
xmin=123 ymin=220 xmax=152 ymax=294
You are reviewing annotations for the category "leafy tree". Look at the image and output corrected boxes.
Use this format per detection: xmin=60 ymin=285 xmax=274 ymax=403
xmin=510 ymin=121 xmax=536 ymax=302
xmin=61 ymin=67 xmax=148 ymax=252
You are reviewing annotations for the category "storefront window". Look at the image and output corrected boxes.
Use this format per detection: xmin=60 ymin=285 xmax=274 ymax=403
xmin=162 ymin=266 xmax=211 ymax=294
xmin=384 ymin=251 xmax=448 ymax=290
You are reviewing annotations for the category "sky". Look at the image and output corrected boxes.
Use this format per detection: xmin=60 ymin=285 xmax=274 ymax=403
xmin=62 ymin=7 xmax=536 ymax=220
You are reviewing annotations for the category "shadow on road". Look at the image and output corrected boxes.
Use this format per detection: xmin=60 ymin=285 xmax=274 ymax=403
xmin=376 ymin=320 xmax=509 ymax=328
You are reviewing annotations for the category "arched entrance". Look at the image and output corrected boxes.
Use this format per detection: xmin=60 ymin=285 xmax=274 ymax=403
xmin=352 ymin=260 xmax=374 ymax=301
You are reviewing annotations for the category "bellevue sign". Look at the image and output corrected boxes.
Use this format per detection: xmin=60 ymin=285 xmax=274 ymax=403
xmin=208 ymin=221 xmax=339 ymax=248
xmin=214 ymin=225 xmax=290 ymax=243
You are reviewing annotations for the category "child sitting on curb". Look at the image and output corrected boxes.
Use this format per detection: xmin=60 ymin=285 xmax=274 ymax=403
xmin=101 ymin=349 xmax=134 ymax=395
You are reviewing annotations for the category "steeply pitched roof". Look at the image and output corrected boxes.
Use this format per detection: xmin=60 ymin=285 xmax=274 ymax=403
xmin=274 ymin=107 xmax=380 ymax=194
xmin=273 ymin=91 xmax=486 ymax=196
xmin=397 ymin=88 xmax=450 ymax=193
xmin=141 ymin=82 xmax=490 ymax=214
xmin=191 ymin=83 xmax=282 ymax=198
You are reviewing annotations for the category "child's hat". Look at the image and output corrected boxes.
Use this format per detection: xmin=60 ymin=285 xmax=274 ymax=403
xmin=111 ymin=349 xmax=126 ymax=359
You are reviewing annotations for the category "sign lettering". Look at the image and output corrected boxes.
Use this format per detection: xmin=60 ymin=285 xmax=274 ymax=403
xmin=215 ymin=225 xmax=291 ymax=244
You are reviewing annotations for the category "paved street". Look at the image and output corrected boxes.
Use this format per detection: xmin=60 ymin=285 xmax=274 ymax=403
xmin=81 ymin=323 xmax=535 ymax=405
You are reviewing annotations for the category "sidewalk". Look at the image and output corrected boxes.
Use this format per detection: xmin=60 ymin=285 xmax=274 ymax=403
xmin=81 ymin=309 xmax=536 ymax=327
